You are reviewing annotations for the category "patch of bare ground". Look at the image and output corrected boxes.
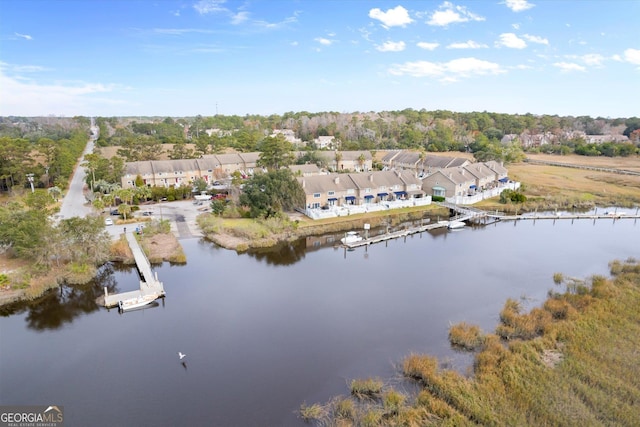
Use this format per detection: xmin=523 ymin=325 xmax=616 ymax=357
xmin=541 ymin=349 xmax=564 ymax=369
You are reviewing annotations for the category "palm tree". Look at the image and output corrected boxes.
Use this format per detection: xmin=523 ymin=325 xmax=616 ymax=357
xmin=334 ymin=151 xmax=342 ymax=172
xmin=357 ymin=153 xmax=366 ymax=172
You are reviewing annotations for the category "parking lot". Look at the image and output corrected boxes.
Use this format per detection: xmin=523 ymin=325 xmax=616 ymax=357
xmin=105 ymin=199 xmax=206 ymax=240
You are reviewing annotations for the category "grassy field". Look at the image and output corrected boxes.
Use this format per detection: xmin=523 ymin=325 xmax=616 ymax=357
xmin=478 ymin=154 xmax=640 ymax=210
xmin=302 ymin=259 xmax=640 ymax=426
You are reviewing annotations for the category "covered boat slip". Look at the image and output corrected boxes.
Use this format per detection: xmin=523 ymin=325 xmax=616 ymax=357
xmin=103 ymin=232 xmax=165 ymax=309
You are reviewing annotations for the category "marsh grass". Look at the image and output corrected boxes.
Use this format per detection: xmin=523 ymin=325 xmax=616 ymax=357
xmin=109 ymin=236 xmax=133 ymax=262
xmin=299 ymin=402 xmax=328 ymax=423
xmin=350 ymin=378 xmax=384 ymax=400
xmin=448 ymin=322 xmax=485 ymax=350
xmin=303 ymin=259 xmax=640 ymax=426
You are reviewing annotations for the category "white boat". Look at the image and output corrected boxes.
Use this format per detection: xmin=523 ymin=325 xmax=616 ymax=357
xmin=341 ymin=231 xmax=363 ymax=244
xmin=447 ymin=221 xmax=466 ymax=230
xmin=118 ymin=294 xmax=157 ymax=311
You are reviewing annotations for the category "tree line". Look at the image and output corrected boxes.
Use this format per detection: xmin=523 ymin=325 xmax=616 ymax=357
xmin=90 ymin=111 xmax=639 ymax=164
xmin=0 ymin=117 xmax=90 ymax=193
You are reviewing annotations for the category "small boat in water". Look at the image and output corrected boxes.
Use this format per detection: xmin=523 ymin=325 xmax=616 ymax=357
xmin=118 ymin=294 xmax=157 ymax=312
xmin=341 ymin=231 xmax=364 ymax=244
xmin=447 ymin=221 xmax=466 ymax=230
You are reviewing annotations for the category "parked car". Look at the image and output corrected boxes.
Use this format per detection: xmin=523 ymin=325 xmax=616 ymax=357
xmin=141 ymin=211 xmax=153 ymax=216
xmin=104 ymin=218 xmax=114 ymax=226
xmin=110 ymin=209 xmax=119 ymax=215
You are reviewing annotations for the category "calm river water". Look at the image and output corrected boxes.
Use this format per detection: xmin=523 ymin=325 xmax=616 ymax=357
xmin=1 ymin=213 xmax=639 ymax=426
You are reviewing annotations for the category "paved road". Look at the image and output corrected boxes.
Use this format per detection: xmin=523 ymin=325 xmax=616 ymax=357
xmin=57 ymin=133 xmax=96 ymax=220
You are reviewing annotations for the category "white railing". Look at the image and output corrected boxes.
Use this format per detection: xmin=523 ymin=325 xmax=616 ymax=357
xmin=302 ymin=195 xmax=433 ymax=220
xmin=446 ymin=182 xmax=520 ymax=205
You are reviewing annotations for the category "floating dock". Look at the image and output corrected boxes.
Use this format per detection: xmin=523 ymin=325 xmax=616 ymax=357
xmin=103 ymin=233 xmax=165 ymax=308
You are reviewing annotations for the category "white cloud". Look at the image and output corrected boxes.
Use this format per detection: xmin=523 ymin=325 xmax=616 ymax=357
xmin=253 ymin=13 xmax=299 ymax=30
xmin=0 ymin=67 xmax=123 ymax=116
xmin=231 ymin=11 xmax=249 ymax=25
xmin=388 ymin=57 xmax=504 ymax=81
xmin=581 ymin=54 xmax=605 ymax=66
xmin=193 ymin=0 xmax=227 ymax=15
xmin=523 ymin=34 xmax=549 ymax=45
xmin=427 ymin=2 xmax=485 ymax=27
xmin=377 ymin=41 xmax=406 ymax=52
xmin=15 ymin=32 xmax=33 ymax=40
xmin=504 ymin=0 xmax=535 ymax=12
xmin=315 ymin=37 xmax=333 ymax=46
xmin=369 ymin=6 xmax=413 ymax=28
xmin=447 ymin=40 xmax=488 ymax=49
xmin=13 ymin=65 xmax=48 ymax=73
xmin=624 ymin=48 xmax=640 ymax=65
xmin=553 ymin=62 xmax=586 ymax=72
xmin=417 ymin=42 xmax=439 ymax=51
xmin=496 ymin=33 xmax=527 ymax=49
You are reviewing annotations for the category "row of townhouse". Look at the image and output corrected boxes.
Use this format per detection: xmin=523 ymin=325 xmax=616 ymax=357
xmin=379 ymin=151 xmax=470 ymax=176
xmin=421 ymin=160 xmax=509 ymax=198
xmin=121 ymin=153 xmax=260 ymax=188
xmin=298 ymin=170 xmax=425 ymax=209
xmin=120 ymin=151 xmax=373 ymax=189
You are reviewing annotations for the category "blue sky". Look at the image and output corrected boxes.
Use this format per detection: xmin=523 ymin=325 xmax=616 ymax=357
xmin=1 ymin=0 xmax=638 ymax=118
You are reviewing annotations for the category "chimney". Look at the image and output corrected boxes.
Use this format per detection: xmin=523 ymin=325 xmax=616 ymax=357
xmin=301 ymin=179 xmax=305 ymax=188
xmin=369 ymin=174 xmax=374 ymax=182
xmin=334 ymin=176 xmax=339 ymax=184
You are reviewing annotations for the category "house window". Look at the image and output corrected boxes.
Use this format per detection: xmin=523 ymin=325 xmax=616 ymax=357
xmin=328 ymin=191 xmax=335 ymax=196
xmin=347 ymin=189 xmax=355 ymax=194
xmin=365 ymin=188 xmax=371 ymax=193
xmin=313 ymin=193 xmax=321 ymax=198
xmin=432 ymin=186 xmax=446 ymax=197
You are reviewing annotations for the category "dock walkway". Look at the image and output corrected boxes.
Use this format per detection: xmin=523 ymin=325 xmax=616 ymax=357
xmin=343 ymin=204 xmax=639 ymax=249
xmin=103 ymin=233 xmax=166 ymax=308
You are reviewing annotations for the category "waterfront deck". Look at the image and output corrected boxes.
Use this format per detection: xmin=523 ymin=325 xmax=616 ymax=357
xmin=103 ymin=233 xmax=165 ymax=309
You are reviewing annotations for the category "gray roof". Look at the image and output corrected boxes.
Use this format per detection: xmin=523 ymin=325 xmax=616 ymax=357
xmin=391 ymin=151 xmax=420 ymax=166
xmin=422 ymin=155 xmax=467 ymax=169
xmin=238 ymin=152 xmax=260 ymax=163
xmin=297 ymin=174 xmax=355 ymax=194
xmin=435 ymin=168 xmax=476 ymax=185
xmin=463 ymin=163 xmax=495 ymax=180
xmin=381 ymin=150 xmax=401 ymax=163
xmin=484 ymin=160 xmax=508 ymax=176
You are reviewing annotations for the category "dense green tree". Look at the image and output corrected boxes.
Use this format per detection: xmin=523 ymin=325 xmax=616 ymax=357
xmin=239 ymin=169 xmax=305 ymax=218
xmin=257 ymin=135 xmax=295 ymax=170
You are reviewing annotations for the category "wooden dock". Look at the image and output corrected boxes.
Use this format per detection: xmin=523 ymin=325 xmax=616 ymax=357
xmin=343 ymin=204 xmax=639 ymax=249
xmin=103 ymin=233 xmax=166 ymax=309
xmin=343 ymin=220 xmax=451 ymax=248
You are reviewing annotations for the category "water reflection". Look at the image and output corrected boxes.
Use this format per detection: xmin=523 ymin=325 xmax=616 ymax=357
xmin=0 ymin=263 xmax=121 ymax=330
xmin=246 ymin=239 xmax=308 ymax=265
